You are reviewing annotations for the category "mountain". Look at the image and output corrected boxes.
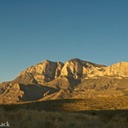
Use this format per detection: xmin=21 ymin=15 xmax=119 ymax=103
xmin=0 ymin=58 xmax=128 ymax=104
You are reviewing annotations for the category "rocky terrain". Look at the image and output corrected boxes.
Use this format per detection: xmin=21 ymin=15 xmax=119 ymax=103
xmin=0 ymin=58 xmax=128 ymax=104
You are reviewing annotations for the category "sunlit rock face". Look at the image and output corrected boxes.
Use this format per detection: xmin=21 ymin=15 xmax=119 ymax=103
xmin=104 ymin=62 xmax=128 ymax=77
xmin=60 ymin=59 xmax=83 ymax=79
xmin=60 ymin=58 xmax=105 ymax=79
xmin=0 ymin=82 xmax=24 ymax=103
xmin=16 ymin=58 xmax=105 ymax=84
xmin=1 ymin=58 xmax=128 ymax=103
xmin=15 ymin=59 xmax=128 ymax=85
xmin=84 ymin=62 xmax=128 ymax=78
xmin=16 ymin=60 xmax=64 ymax=84
xmin=16 ymin=58 xmax=128 ymax=84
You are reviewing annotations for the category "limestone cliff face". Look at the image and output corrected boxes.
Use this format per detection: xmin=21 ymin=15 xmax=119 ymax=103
xmin=1 ymin=58 xmax=128 ymax=103
xmin=16 ymin=58 xmax=105 ymax=84
xmin=104 ymin=62 xmax=128 ymax=77
xmin=85 ymin=62 xmax=128 ymax=78
xmin=60 ymin=59 xmax=83 ymax=79
xmin=0 ymin=82 xmax=24 ymax=103
xmin=15 ymin=59 xmax=128 ymax=85
xmin=17 ymin=60 xmax=64 ymax=84
xmin=60 ymin=58 xmax=105 ymax=79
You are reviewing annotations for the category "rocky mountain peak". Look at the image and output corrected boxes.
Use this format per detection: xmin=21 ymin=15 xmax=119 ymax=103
xmin=15 ymin=59 xmax=128 ymax=86
xmin=1 ymin=58 xmax=128 ymax=103
xmin=60 ymin=58 xmax=106 ymax=79
xmin=16 ymin=60 xmax=64 ymax=84
xmin=15 ymin=58 xmax=105 ymax=84
xmin=104 ymin=62 xmax=128 ymax=77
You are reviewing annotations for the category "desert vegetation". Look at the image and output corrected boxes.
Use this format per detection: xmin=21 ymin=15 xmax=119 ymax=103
xmin=0 ymin=97 xmax=128 ymax=128
xmin=0 ymin=108 xmax=128 ymax=128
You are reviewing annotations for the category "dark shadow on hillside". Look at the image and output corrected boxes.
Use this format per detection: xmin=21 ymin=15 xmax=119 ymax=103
xmin=0 ymin=99 xmax=128 ymax=117
xmin=0 ymin=99 xmax=78 ymax=111
xmin=1 ymin=99 xmax=128 ymax=128
xmin=19 ymin=84 xmax=59 ymax=101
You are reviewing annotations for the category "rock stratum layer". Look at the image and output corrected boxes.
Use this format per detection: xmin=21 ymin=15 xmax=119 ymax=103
xmin=0 ymin=58 xmax=128 ymax=104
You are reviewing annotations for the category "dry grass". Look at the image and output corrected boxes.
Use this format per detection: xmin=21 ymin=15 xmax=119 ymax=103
xmin=1 ymin=97 xmax=128 ymax=128
xmin=0 ymin=108 xmax=128 ymax=128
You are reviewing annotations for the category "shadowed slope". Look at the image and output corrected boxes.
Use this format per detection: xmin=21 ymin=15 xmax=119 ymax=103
xmin=0 ymin=58 xmax=128 ymax=103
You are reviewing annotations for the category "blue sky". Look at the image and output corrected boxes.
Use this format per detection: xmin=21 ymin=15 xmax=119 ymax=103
xmin=0 ymin=0 xmax=128 ymax=82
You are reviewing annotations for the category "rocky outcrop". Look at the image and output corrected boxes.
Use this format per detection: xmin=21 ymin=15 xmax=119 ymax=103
xmin=15 ymin=58 xmax=105 ymax=85
xmin=1 ymin=58 xmax=128 ymax=103
xmin=84 ymin=61 xmax=128 ymax=78
xmin=104 ymin=62 xmax=128 ymax=77
xmin=60 ymin=58 xmax=102 ymax=79
xmin=0 ymin=82 xmax=24 ymax=103
xmin=16 ymin=60 xmax=64 ymax=84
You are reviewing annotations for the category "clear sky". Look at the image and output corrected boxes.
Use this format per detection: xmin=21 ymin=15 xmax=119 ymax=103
xmin=0 ymin=0 xmax=128 ymax=82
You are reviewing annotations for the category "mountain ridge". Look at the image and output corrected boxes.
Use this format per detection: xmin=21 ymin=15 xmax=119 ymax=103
xmin=0 ymin=58 xmax=128 ymax=104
